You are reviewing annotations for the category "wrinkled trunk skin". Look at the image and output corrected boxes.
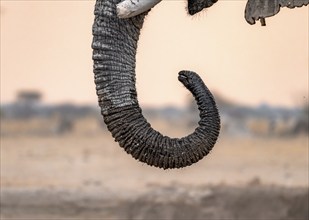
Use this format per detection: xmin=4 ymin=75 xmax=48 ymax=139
xmin=245 ymin=0 xmax=309 ymax=25
xmin=92 ymin=0 xmax=220 ymax=169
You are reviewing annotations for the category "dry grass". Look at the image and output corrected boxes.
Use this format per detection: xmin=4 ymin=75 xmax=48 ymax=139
xmin=1 ymin=131 xmax=307 ymax=192
xmin=1 ymin=124 xmax=308 ymax=219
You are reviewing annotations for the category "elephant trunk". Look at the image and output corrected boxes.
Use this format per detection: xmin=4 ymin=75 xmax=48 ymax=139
xmin=92 ymin=0 xmax=220 ymax=169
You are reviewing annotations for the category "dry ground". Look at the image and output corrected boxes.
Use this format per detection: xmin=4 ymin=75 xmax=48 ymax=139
xmin=1 ymin=129 xmax=308 ymax=219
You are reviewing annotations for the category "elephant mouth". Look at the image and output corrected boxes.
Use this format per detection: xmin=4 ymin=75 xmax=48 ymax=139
xmin=188 ymin=0 xmax=218 ymax=15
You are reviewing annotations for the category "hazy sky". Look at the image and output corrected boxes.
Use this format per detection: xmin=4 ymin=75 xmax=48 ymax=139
xmin=1 ymin=1 xmax=308 ymax=107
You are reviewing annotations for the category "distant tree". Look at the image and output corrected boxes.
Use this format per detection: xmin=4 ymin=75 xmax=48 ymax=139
xmin=212 ymin=93 xmax=239 ymax=110
xmin=15 ymin=90 xmax=42 ymax=118
xmin=17 ymin=90 xmax=42 ymax=105
xmin=0 ymin=107 xmax=3 ymax=118
xmin=293 ymin=99 xmax=309 ymax=135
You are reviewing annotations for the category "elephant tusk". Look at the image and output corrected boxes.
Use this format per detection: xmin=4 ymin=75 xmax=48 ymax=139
xmin=116 ymin=0 xmax=162 ymax=18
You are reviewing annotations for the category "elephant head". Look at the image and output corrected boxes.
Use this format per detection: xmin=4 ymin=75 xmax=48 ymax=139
xmin=92 ymin=0 xmax=220 ymax=169
xmin=245 ymin=0 xmax=309 ymax=25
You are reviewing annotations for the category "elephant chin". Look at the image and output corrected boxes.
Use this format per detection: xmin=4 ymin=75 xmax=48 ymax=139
xmin=92 ymin=0 xmax=220 ymax=169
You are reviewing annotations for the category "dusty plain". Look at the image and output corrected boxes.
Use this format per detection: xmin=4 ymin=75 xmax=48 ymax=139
xmin=1 ymin=122 xmax=308 ymax=219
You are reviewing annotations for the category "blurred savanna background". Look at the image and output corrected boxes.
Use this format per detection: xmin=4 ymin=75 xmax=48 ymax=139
xmin=1 ymin=0 xmax=308 ymax=219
